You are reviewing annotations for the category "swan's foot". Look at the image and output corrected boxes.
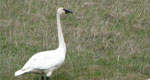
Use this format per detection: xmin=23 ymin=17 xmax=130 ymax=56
xmin=46 ymin=77 xmax=49 ymax=80
xmin=41 ymin=76 xmax=44 ymax=80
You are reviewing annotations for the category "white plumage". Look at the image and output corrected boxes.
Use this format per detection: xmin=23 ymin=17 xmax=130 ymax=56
xmin=15 ymin=7 xmax=72 ymax=80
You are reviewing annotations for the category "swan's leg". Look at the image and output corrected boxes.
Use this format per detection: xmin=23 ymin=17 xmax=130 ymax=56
xmin=46 ymin=77 xmax=49 ymax=80
xmin=46 ymin=72 xmax=52 ymax=80
xmin=41 ymin=76 xmax=44 ymax=80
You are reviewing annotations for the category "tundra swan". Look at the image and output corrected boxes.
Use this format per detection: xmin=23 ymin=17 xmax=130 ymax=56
xmin=15 ymin=7 xmax=72 ymax=80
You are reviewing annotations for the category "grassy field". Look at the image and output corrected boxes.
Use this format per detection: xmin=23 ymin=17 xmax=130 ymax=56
xmin=0 ymin=0 xmax=150 ymax=80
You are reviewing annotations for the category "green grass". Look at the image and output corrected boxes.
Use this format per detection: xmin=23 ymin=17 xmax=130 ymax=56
xmin=0 ymin=0 xmax=150 ymax=80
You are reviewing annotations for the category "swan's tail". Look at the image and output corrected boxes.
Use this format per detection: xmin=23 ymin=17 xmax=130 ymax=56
xmin=15 ymin=69 xmax=25 ymax=77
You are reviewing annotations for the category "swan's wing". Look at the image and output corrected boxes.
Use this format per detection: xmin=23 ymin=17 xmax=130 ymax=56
xmin=31 ymin=55 xmax=63 ymax=70
xmin=22 ymin=52 xmax=41 ymax=70
xmin=22 ymin=50 xmax=63 ymax=71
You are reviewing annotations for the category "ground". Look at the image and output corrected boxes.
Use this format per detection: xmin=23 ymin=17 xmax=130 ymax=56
xmin=0 ymin=0 xmax=150 ymax=80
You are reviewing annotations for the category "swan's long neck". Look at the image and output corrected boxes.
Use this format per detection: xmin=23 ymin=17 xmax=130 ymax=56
xmin=57 ymin=14 xmax=66 ymax=49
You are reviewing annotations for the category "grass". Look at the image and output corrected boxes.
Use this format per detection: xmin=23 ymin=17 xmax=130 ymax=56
xmin=0 ymin=0 xmax=150 ymax=80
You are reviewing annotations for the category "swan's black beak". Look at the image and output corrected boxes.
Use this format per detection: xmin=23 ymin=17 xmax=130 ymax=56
xmin=63 ymin=9 xmax=73 ymax=14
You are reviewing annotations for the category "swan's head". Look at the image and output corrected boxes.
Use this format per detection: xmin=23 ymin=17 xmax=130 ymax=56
xmin=57 ymin=7 xmax=73 ymax=15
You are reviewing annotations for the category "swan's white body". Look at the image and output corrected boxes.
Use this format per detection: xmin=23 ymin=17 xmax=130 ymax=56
xmin=15 ymin=48 xmax=66 ymax=77
xmin=15 ymin=8 xmax=72 ymax=79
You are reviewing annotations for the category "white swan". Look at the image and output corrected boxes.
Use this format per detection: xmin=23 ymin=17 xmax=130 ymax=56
xmin=15 ymin=7 xmax=72 ymax=80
